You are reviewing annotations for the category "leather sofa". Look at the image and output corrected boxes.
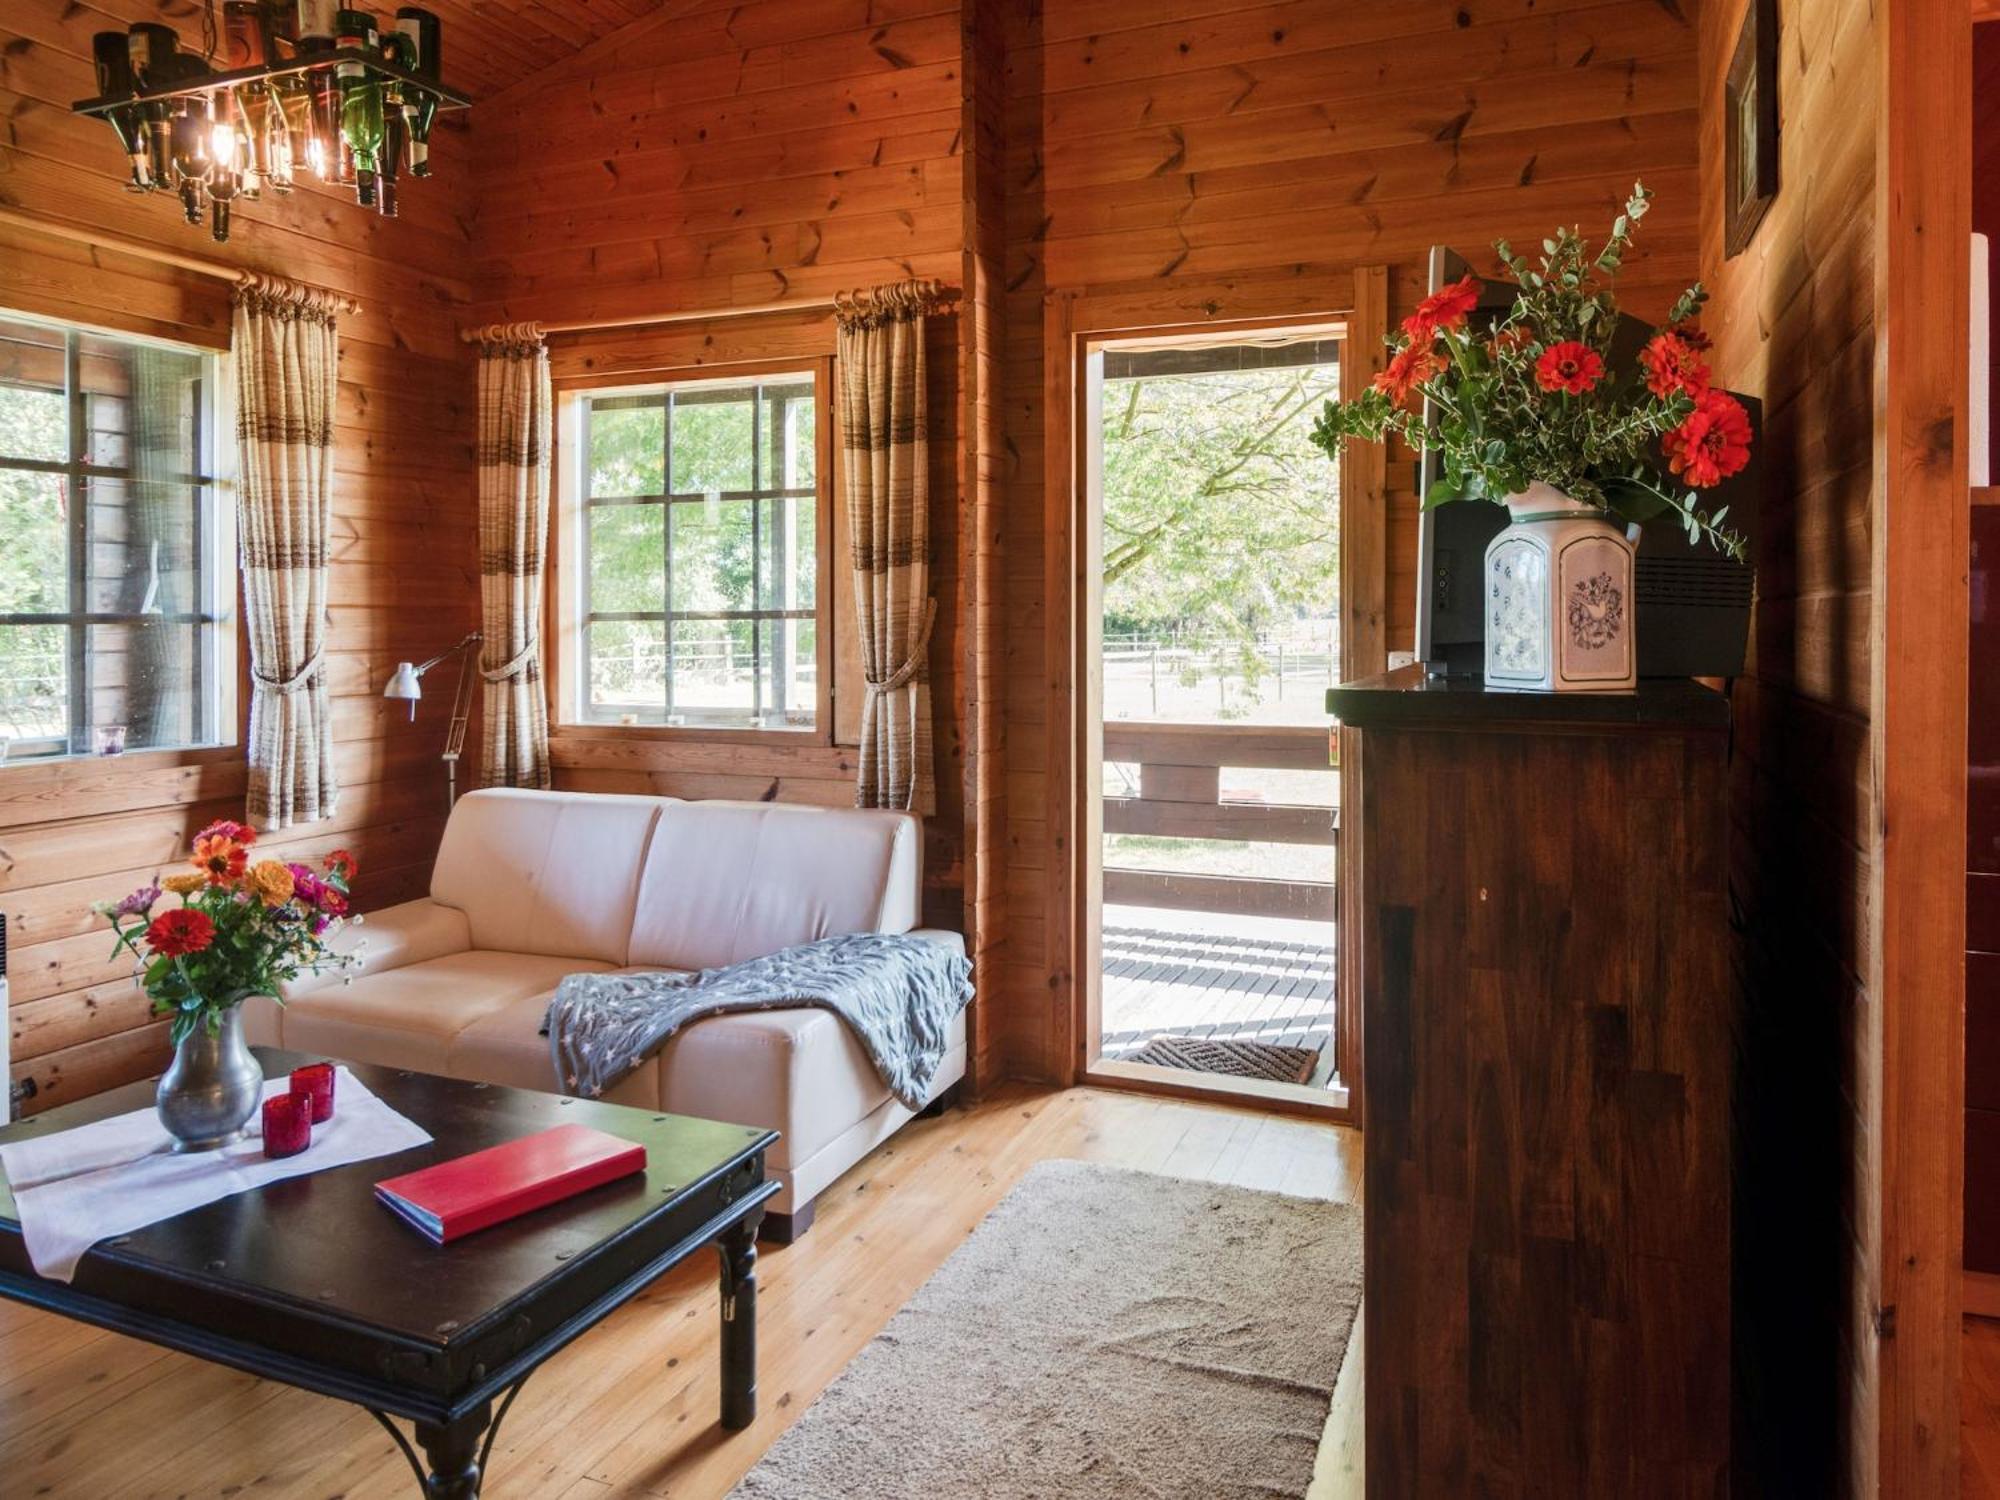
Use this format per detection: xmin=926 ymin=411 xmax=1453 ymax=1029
xmin=245 ymin=788 xmax=967 ymax=1240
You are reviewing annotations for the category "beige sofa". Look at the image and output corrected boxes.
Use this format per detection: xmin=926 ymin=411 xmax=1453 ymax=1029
xmin=245 ymin=788 xmax=967 ymax=1240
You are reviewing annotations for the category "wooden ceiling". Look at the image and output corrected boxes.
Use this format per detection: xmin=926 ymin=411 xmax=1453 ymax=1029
xmin=417 ymin=0 xmax=664 ymax=102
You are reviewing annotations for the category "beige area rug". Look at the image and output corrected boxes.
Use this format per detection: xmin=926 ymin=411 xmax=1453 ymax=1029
xmin=730 ymin=1159 xmax=1364 ymax=1500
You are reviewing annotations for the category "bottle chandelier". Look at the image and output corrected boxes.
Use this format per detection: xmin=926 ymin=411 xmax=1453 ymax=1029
xmin=72 ymin=2 xmax=469 ymax=244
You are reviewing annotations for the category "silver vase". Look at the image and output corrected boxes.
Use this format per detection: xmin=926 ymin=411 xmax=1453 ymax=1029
xmin=156 ymin=1006 xmax=262 ymax=1152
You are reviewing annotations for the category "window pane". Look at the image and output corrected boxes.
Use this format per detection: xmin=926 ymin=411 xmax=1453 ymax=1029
xmin=757 ymin=618 xmax=816 ymax=731
xmin=670 ymin=498 xmax=755 ymax=613
xmin=0 ymin=318 xmax=67 ymax=463
xmin=588 ymin=504 xmax=664 ymax=613
xmin=89 ymin=620 xmax=200 ymax=751
xmin=587 ymin=618 xmax=664 ymax=721
xmin=82 ymin=479 xmax=204 ymax=616
xmin=756 ymin=493 xmax=815 ymax=611
xmin=83 ymin=334 xmax=206 ymax=476
xmin=671 ymin=390 xmax=753 ymax=494
xmin=764 ymin=382 xmax=815 ymax=490
xmin=0 ymin=470 xmax=69 ymax=614
xmin=588 ymin=401 xmax=664 ymax=497
xmin=671 ymin=618 xmax=754 ymax=725
xmin=0 ymin=623 xmax=69 ymax=746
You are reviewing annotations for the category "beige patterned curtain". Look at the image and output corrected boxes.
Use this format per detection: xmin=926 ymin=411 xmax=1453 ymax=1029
xmin=233 ymin=276 xmax=340 ymax=830
xmin=474 ymin=323 xmax=553 ymax=788
xmin=835 ymin=280 xmax=948 ymax=814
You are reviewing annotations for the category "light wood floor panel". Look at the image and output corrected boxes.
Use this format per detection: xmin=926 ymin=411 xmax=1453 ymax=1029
xmin=0 ymin=1085 xmax=1365 ymax=1499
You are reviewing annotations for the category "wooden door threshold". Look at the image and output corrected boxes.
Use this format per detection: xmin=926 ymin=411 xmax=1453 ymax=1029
xmin=1085 ymin=1057 xmax=1354 ymax=1123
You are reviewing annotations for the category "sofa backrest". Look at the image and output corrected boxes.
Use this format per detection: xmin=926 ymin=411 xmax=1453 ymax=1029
xmin=431 ymin=788 xmax=664 ymax=964
xmin=626 ymin=800 xmax=922 ymax=971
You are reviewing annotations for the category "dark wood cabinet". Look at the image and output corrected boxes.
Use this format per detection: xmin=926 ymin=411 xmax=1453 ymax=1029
xmin=1328 ymin=669 xmax=1733 ymax=1498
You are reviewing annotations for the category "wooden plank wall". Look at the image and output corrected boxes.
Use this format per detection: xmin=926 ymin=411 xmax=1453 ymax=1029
xmin=1 ymin=5 xmax=478 ymax=1114
xmin=466 ymin=0 xmax=979 ymax=934
xmin=992 ymin=0 xmax=1703 ymax=1082
xmin=1696 ymin=0 xmax=1888 ymax=1490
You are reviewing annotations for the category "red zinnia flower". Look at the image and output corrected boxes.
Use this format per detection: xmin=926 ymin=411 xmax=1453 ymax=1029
xmin=1641 ymin=332 xmax=1710 ymax=400
xmin=1535 ymin=340 xmax=1604 ymax=395
xmin=324 ymin=848 xmax=359 ymax=883
xmin=145 ymin=907 xmax=215 ymax=958
xmin=1372 ymin=343 xmax=1442 ymax=405
xmin=1414 ymin=273 xmax=1481 ymax=333
xmin=195 ymin=818 xmax=257 ymax=848
xmin=1663 ymin=390 xmax=1753 ymax=487
xmin=192 ymin=833 xmax=249 ymax=886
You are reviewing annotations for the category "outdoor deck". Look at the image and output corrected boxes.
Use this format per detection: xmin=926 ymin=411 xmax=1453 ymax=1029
xmin=1099 ymin=904 xmax=1337 ymax=1088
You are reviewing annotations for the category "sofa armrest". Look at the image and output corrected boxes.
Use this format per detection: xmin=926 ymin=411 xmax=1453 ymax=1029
xmin=282 ymin=898 xmax=474 ymax=1000
xmin=906 ymin=926 xmax=968 ymax=959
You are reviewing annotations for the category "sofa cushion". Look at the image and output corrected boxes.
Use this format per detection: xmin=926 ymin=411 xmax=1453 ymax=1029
xmin=446 ymin=967 xmax=686 ymax=1110
xmin=278 ymin=951 xmax=613 ymax=1076
xmin=430 ymin=789 xmax=666 ymax=964
xmin=627 ymin=801 xmax=921 ymax=971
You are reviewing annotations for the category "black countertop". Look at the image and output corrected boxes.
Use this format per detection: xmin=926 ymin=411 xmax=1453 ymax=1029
xmin=1326 ymin=665 xmax=1731 ymax=732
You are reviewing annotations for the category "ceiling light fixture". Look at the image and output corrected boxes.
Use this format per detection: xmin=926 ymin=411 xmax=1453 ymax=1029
xmin=73 ymin=2 xmax=468 ymax=244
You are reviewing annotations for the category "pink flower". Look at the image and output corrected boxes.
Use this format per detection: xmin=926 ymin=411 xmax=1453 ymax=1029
xmin=113 ymin=882 xmax=162 ymax=918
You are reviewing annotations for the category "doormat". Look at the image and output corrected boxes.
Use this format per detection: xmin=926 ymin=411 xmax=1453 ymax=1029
xmin=1127 ymin=1033 xmax=1318 ymax=1084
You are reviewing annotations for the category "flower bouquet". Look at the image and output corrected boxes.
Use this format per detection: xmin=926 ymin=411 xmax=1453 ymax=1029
xmin=1310 ymin=183 xmax=1755 ymax=689
xmin=100 ymin=821 xmax=361 ymax=1150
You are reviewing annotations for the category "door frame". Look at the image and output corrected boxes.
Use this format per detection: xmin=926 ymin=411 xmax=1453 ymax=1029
xmin=1050 ymin=266 xmax=1389 ymax=1124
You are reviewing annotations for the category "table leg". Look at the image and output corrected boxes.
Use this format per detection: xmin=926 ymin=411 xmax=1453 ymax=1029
xmin=717 ymin=1211 xmax=762 ymax=1430
xmin=414 ymin=1404 xmax=490 ymax=1499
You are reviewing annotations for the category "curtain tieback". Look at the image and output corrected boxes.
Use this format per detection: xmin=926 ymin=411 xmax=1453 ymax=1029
xmin=252 ymin=646 xmax=323 ymax=697
xmin=480 ymin=641 xmax=539 ymax=683
xmin=863 ymin=598 xmax=937 ymax=696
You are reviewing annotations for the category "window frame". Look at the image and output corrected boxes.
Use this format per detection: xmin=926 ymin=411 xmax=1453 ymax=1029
xmin=552 ymin=357 xmax=835 ymax=747
xmin=0 ymin=309 xmax=237 ymax=766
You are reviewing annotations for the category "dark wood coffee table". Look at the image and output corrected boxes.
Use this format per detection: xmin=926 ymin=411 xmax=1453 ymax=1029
xmin=0 ymin=1048 xmax=778 ymax=1499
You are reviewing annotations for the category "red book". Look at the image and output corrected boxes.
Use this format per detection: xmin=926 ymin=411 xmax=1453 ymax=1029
xmin=374 ymin=1124 xmax=646 ymax=1244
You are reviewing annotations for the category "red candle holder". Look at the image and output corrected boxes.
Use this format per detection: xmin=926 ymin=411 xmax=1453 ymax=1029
xmin=262 ymin=1093 xmax=312 ymax=1159
xmin=290 ymin=1062 xmax=336 ymax=1123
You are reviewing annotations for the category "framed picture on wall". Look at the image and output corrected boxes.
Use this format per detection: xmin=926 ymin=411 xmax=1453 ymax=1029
xmin=1725 ymin=0 xmax=1779 ymax=258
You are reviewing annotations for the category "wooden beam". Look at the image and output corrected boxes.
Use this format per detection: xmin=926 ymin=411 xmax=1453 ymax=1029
xmin=1102 ymin=868 xmax=1335 ymax=921
xmin=1875 ymin=0 xmax=1970 ymax=1489
xmin=1102 ymin=722 xmax=1334 ymax=771
xmin=1103 ymin=797 xmax=1337 ymax=845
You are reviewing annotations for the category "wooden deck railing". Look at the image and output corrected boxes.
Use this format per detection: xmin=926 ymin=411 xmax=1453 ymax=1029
xmin=1101 ymin=722 xmax=1336 ymax=921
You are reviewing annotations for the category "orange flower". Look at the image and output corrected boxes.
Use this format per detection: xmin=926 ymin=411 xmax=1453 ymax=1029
xmin=324 ymin=848 xmax=358 ymax=883
xmin=161 ymin=872 xmax=206 ymax=896
xmin=1663 ymin=389 xmax=1754 ymax=487
xmin=145 ymin=907 xmax=215 ymax=958
xmin=1640 ymin=331 xmax=1710 ymax=400
xmin=195 ymin=818 xmax=257 ymax=849
xmin=1534 ymin=340 xmax=1604 ymax=395
xmin=192 ymin=833 xmax=250 ymax=886
xmin=1413 ymin=273 xmax=1481 ymax=333
xmin=246 ymin=859 xmax=297 ymax=907
xmin=1371 ymin=343 xmax=1442 ymax=405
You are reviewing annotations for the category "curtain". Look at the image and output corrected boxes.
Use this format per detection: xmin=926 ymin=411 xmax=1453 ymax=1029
xmin=233 ymin=276 xmax=340 ymax=830
xmin=474 ymin=323 xmax=553 ymax=788
xmin=835 ymin=279 xmax=947 ymax=815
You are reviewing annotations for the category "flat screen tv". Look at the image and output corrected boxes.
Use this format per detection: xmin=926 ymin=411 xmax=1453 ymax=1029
xmin=1412 ymin=246 xmax=1761 ymax=680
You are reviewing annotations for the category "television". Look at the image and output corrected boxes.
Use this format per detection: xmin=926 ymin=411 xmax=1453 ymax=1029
xmin=1411 ymin=246 xmax=1761 ymax=680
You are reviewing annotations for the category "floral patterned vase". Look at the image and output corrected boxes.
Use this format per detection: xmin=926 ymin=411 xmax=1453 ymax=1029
xmin=1483 ymin=481 xmax=1637 ymax=693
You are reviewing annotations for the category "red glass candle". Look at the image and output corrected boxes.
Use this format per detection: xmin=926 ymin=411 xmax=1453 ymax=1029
xmin=290 ymin=1062 xmax=336 ymax=1123
xmin=262 ymin=1093 xmax=312 ymax=1158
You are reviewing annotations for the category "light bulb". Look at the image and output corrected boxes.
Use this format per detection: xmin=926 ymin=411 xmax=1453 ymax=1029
xmin=211 ymin=120 xmax=237 ymax=165
xmin=306 ymin=133 xmax=328 ymax=179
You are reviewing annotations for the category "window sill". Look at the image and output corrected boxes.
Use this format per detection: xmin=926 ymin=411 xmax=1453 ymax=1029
xmin=0 ymin=741 xmax=238 ymax=776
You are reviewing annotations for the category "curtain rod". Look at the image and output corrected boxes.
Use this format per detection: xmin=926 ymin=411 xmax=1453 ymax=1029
xmin=0 ymin=206 xmax=362 ymax=314
xmin=460 ymin=282 xmax=961 ymax=343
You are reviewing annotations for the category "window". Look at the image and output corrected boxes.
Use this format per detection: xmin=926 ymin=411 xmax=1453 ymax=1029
xmin=0 ymin=314 xmax=232 ymax=761
xmin=570 ymin=371 xmax=825 ymax=733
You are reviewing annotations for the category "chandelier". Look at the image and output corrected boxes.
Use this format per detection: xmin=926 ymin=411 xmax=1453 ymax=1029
xmin=72 ymin=2 xmax=469 ymax=244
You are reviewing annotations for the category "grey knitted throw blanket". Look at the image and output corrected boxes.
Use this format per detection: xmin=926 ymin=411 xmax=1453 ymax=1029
xmin=545 ymin=933 xmax=974 ymax=1110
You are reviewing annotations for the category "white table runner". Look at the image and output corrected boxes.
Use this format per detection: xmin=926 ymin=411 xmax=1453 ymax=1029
xmin=0 ymin=1066 xmax=431 ymax=1283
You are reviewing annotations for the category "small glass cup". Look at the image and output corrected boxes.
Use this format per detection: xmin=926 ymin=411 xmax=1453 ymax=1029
xmin=290 ymin=1062 xmax=336 ymax=1124
xmin=94 ymin=724 xmax=127 ymax=757
xmin=261 ymin=1093 xmax=312 ymax=1158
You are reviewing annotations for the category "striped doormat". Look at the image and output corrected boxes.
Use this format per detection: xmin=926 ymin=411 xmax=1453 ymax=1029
xmin=1127 ymin=1034 xmax=1318 ymax=1085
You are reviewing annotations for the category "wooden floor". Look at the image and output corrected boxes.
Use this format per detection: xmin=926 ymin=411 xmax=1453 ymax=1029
xmin=0 ymin=1084 xmax=1365 ymax=1499
xmin=1099 ymin=907 xmax=1338 ymax=1085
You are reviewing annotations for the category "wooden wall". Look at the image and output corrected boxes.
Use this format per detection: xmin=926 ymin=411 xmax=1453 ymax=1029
xmin=1701 ymin=0 xmax=1969 ymax=1492
xmin=991 ymin=0 xmax=1703 ymax=1082
xmin=1 ymin=5 xmax=477 ymax=1115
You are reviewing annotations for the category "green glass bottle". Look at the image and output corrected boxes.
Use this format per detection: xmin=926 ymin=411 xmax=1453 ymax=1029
xmin=334 ymin=9 xmax=383 ymax=206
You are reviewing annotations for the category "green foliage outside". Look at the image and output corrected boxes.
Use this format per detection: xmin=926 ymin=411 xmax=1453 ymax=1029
xmin=1099 ymin=361 xmax=1340 ymax=710
xmin=0 ymin=382 xmax=70 ymax=741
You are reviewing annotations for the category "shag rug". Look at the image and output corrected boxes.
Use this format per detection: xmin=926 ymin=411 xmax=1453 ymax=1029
xmin=1128 ymin=1033 xmax=1321 ymax=1084
xmin=729 ymin=1159 xmax=1364 ymax=1500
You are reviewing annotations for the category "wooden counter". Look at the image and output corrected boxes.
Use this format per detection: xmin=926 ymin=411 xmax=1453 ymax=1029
xmin=1328 ymin=668 xmax=1733 ymax=1497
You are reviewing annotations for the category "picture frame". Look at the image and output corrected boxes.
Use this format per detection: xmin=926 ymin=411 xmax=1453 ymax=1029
xmin=1725 ymin=0 xmax=1779 ymax=258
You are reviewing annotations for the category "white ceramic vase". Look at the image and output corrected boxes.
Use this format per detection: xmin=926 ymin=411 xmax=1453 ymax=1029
xmin=1483 ymin=481 xmax=1637 ymax=692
